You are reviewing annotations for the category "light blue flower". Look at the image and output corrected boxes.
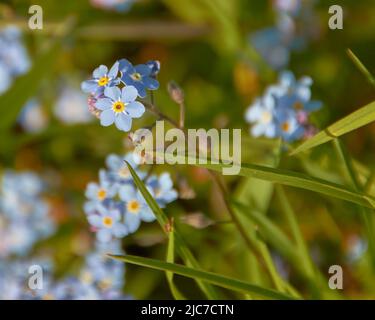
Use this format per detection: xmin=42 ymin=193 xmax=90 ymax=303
xmin=245 ymin=71 xmax=321 ymax=142
xmin=146 ymin=173 xmax=178 ymax=208
xmin=85 ymin=177 xmax=117 ymax=205
xmin=105 ymin=152 xmax=144 ymax=185
xmin=119 ymin=184 xmax=155 ymax=233
xmin=54 ymin=87 xmax=93 ymax=124
xmin=96 ymin=86 xmax=145 ymax=132
xmin=87 ymin=205 xmax=127 ymax=242
xmin=18 ymin=99 xmax=48 ymax=133
xmin=274 ymin=108 xmax=305 ymax=142
xmin=245 ymin=95 xmax=277 ymax=138
xmin=119 ymin=59 xmax=159 ymax=98
xmin=250 ymin=27 xmax=291 ymax=70
xmin=273 ymin=0 xmax=302 ymax=16
xmin=0 ymin=26 xmax=30 ymax=77
xmin=81 ymin=62 xmax=120 ymax=96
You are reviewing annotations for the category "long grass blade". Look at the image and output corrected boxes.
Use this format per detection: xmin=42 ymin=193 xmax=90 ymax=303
xmin=109 ymin=254 xmax=296 ymax=300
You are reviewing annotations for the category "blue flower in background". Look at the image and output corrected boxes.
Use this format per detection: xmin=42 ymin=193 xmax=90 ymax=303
xmin=0 ymin=26 xmax=30 ymax=94
xmin=0 ymin=26 xmax=30 ymax=77
xmin=250 ymin=28 xmax=291 ymax=70
xmin=90 ymin=0 xmax=134 ymax=12
xmin=275 ymin=108 xmax=304 ymax=142
xmin=18 ymin=99 xmax=48 ymax=133
xmin=87 ymin=205 xmax=127 ymax=242
xmin=85 ymin=177 xmax=117 ymax=205
xmin=105 ymin=153 xmax=144 ymax=185
xmin=119 ymin=59 xmax=159 ymax=98
xmin=81 ymin=62 xmax=120 ymax=96
xmin=54 ymin=87 xmax=93 ymax=124
xmin=245 ymin=94 xmax=277 ymax=138
xmin=146 ymin=173 xmax=178 ymax=208
xmin=95 ymin=86 xmax=145 ymax=132
xmin=0 ymin=171 xmax=55 ymax=258
xmin=245 ymin=70 xmax=321 ymax=142
xmin=118 ymin=184 xmax=155 ymax=233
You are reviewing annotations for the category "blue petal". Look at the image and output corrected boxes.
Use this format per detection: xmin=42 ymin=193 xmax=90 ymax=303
xmin=140 ymin=206 xmax=155 ymax=222
xmin=119 ymin=185 xmax=136 ymax=201
xmin=93 ymin=65 xmax=108 ymax=79
xmin=104 ymin=86 xmax=121 ymax=101
xmin=100 ymin=109 xmax=115 ymax=126
xmin=108 ymin=61 xmax=119 ymax=79
xmin=95 ymin=98 xmax=112 ymax=110
xmin=115 ymin=113 xmax=132 ymax=132
xmin=97 ymin=229 xmax=112 ymax=242
xmin=88 ymin=214 xmax=102 ymax=228
xmin=118 ymin=59 xmax=133 ymax=73
xmin=113 ymin=223 xmax=127 ymax=238
xmin=125 ymin=212 xmax=141 ymax=233
xmin=135 ymin=64 xmax=151 ymax=77
xmin=81 ymin=80 xmax=98 ymax=93
xmin=121 ymin=86 xmax=138 ymax=103
xmin=126 ymin=101 xmax=145 ymax=118
xmin=143 ymin=77 xmax=159 ymax=90
xmin=132 ymin=82 xmax=147 ymax=98
xmin=106 ymin=154 xmax=122 ymax=171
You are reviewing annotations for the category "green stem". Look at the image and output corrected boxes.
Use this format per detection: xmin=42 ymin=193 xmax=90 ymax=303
xmin=333 ymin=138 xmax=375 ymax=269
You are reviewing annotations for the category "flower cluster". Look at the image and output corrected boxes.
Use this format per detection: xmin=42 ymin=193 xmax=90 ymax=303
xmin=250 ymin=0 xmax=319 ymax=69
xmin=81 ymin=59 xmax=160 ymax=132
xmin=84 ymin=153 xmax=178 ymax=243
xmin=0 ymin=241 xmax=128 ymax=300
xmin=0 ymin=26 xmax=30 ymax=94
xmin=245 ymin=71 xmax=321 ymax=142
xmin=0 ymin=171 xmax=55 ymax=257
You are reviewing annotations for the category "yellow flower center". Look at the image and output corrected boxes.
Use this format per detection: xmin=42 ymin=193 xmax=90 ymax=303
xmin=112 ymin=101 xmax=125 ymax=113
xmin=293 ymin=101 xmax=303 ymax=110
xmin=98 ymin=76 xmax=109 ymax=86
xmin=131 ymin=72 xmax=142 ymax=81
xmin=102 ymin=216 xmax=114 ymax=228
xmin=154 ymin=188 xmax=162 ymax=197
xmin=97 ymin=188 xmax=107 ymax=201
xmin=261 ymin=111 xmax=272 ymax=124
xmin=127 ymin=200 xmax=140 ymax=214
xmin=118 ymin=166 xmax=130 ymax=178
xmin=81 ymin=271 xmax=94 ymax=284
xmin=99 ymin=278 xmax=112 ymax=290
xmin=281 ymin=122 xmax=290 ymax=132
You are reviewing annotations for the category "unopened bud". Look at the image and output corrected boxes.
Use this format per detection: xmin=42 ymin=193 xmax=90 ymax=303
xmin=167 ymin=81 xmax=184 ymax=105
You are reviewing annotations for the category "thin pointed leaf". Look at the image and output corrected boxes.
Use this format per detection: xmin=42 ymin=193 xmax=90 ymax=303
xmin=162 ymin=153 xmax=375 ymax=209
xmin=109 ymin=254 xmax=296 ymax=300
xmin=166 ymin=227 xmax=187 ymax=300
xmin=125 ymin=161 xmax=220 ymax=299
xmin=347 ymin=49 xmax=375 ymax=87
xmin=290 ymin=100 xmax=375 ymax=155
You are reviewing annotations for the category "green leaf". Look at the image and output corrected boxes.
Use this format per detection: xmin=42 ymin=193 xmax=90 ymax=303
xmin=166 ymin=227 xmax=187 ymax=300
xmin=125 ymin=161 xmax=220 ymax=299
xmin=290 ymin=100 xmax=375 ymax=155
xmin=109 ymin=254 xmax=296 ymax=300
xmin=347 ymin=49 xmax=375 ymax=87
xmin=165 ymin=154 xmax=375 ymax=209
